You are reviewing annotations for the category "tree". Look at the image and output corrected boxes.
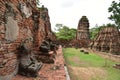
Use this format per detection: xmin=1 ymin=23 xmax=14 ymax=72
xmin=108 ymin=1 xmax=120 ymax=29
xmin=54 ymin=24 xmax=63 ymax=32
xmin=90 ymin=24 xmax=101 ymax=40
xmin=55 ymin=24 xmax=77 ymax=40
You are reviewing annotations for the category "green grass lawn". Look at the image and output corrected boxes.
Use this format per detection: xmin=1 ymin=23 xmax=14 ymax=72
xmin=63 ymin=48 xmax=120 ymax=80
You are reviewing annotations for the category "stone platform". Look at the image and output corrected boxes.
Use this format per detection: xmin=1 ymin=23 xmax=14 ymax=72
xmin=12 ymin=46 xmax=67 ymax=80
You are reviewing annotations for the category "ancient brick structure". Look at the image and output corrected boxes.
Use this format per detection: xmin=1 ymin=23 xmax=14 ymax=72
xmin=76 ymin=16 xmax=90 ymax=40
xmin=0 ymin=0 xmax=55 ymax=79
xmin=56 ymin=16 xmax=90 ymax=48
xmin=76 ymin=16 xmax=90 ymax=48
xmin=31 ymin=5 xmax=56 ymax=51
xmin=90 ymin=27 xmax=120 ymax=55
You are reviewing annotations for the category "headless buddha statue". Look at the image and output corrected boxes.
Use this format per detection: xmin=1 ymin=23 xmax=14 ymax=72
xmin=18 ymin=39 xmax=42 ymax=77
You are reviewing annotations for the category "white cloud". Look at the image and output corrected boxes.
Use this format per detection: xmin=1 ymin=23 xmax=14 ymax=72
xmin=60 ymin=0 xmax=75 ymax=7
xmin=40 ymin=0 xmax=118 ymax=31
xmin=61 ymin=2 xmax=74 ymax=8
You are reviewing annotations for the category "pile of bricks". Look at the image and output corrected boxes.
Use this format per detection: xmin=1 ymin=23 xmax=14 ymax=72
xmin=90 ymin=27 xmax=120 ymax=54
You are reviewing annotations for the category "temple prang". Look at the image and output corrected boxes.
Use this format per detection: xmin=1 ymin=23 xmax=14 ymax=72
xmin=75 ymin=16 xmax=90 ymax=48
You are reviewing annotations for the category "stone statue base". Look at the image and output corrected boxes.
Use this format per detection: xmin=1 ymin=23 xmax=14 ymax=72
xmin=18 ymin=62 xmax=42 ymax=77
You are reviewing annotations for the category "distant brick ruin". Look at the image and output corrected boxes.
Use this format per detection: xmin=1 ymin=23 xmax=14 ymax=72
xmin=76 ymin=16 xmax=90 ymax=40
xmin=58 ymin=16 xmax=90 ymax=48
xmin=76 ymin=16 xmax=90 ymax=48
xmin=0 ymin=0 xmax=56 ymax=79
xmin=90 ymin=27 xmax=120 ymax=55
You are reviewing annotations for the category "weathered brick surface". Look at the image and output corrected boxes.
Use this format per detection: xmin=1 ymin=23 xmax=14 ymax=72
xmin=0 ymin=0 xmax=56 ymax=78
xmin=76 ymin=16 xmax=90 ymax=48
xmin=90 ymin=27 xmax=120 ymax=54
xmin=0 ymin=0 xmax=35 ymax=76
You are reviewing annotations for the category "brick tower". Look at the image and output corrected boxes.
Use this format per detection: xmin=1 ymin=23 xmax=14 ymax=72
xmin=75 ymin=16 xmax=90 ymax=48
xmin=76 ymin=16 xmax=90 ymax=40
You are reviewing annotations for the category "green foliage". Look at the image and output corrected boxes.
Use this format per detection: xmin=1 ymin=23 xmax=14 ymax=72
xmin=55 ymin=24 xmax=77 ymax=40
xmin=90 ymin=25 xmax=100 ymax=40
xmin=63 ymin=48 xmax=117 ymax=67
xmin=90 ymin=24 xmax=104 ymax=40
xmin=36 ymin=0 xmax=40 ymax=6
xmin=54 ymin=24 xmax=63 ymax=32
xmin=108 ymin=1 xmax=120 ymax=29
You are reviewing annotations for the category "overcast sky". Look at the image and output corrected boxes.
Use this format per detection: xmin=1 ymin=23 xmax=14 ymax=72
xmin=40 ymin=0 xmax=118 ymax=30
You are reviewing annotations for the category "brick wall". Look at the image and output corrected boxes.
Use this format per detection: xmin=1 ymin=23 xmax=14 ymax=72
xmin=0 ymin=0 xmax=54 ymax=78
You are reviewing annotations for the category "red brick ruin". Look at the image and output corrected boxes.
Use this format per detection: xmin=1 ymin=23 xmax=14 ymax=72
xmin=0 ymin=0 xmax=120 ymax=80
xmin=0 ymin=0 xmax=60 ymax=79
xmin=59 ymin=16 xmax=91 ymax=48
xmin=75 ymin=16 xmax=90 ymax=48
xmin=90 ymin=27 xmax=120 ymax=55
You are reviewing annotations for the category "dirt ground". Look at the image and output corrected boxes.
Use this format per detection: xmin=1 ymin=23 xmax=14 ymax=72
xmin=68 ymin=66 xmax=106 ymax=80
xmin=68 ymin=56 xmax=106 ymax=80
xmin=68 ymin=56 xmax=107 ymax=80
